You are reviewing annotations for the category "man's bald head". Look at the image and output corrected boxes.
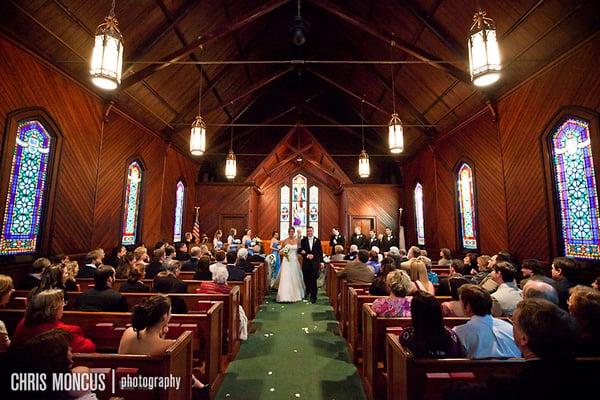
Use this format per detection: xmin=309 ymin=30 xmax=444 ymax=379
xmin=523 ymin=280 xmax=559 ymax=305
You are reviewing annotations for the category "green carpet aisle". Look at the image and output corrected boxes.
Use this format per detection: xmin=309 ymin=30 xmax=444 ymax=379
xmin=215 ymin=290 xmax=366 ymax=400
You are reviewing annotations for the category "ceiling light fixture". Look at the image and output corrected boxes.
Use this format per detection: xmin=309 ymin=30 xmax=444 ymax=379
xmin=225 ymin=125 xmax=236 ymax=180
xmin=190 ymin=64 xmax=207 ymax=156
xmin=290 ymin=0 xmax=310 ymax=46
xmin=388 ymin=42 xmax=404 ymax=154
xmin=468 ymin=4 xmax=501 ymax=87
xmin=358 ymin=100 xmax=370 ymax=178
xmin=90 ymin=0 xmax=123 ymax=90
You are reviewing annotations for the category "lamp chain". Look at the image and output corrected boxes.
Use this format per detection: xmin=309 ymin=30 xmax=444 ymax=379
xmin=198 ymin=64 xmax=203 ymax=116
xmin=361 ymin=100 xmax=365 ymax=151
xmin=110 ymin=0 xmax=116 ymax=17
xmin=390 ymin=43 xmax=396 ymax=114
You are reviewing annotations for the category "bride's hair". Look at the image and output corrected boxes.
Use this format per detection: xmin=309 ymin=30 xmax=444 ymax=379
xmin=288 ymin=227 xmax=296 ymax=232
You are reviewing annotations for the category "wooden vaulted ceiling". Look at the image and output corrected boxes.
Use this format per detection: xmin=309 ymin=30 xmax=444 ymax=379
xmin=1 ymin=0 xmax=598 ymax=182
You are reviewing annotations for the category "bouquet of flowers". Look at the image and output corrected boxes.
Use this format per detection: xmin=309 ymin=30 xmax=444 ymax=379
xmin=281 ymin=245 xmax=290 ymax=261
xmin=252 ymin=237 xmax=263 ymax=253
xmin=323 ymin=255 xmax=330 ymax=263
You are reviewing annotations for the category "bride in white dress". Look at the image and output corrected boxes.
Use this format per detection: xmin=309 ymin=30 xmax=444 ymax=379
xmin=274 ymin=227 xmax=305 ymax=303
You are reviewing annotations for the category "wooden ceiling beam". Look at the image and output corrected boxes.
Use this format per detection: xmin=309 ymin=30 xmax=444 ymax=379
xmin=121 ymin=0 xmax=291 ymax=88
xmin=221 ymin=0 xmax=253 ymax=84
xmin=306 ymin=0 xmax=471 ymax=83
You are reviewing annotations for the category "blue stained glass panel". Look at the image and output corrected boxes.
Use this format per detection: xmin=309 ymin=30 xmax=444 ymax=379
xmin=457 ymin=163 xmax=477 ymax=250
xmin=173 ymin=181 xmax=185 ymax=242
xmin=122 ymin=162 xmax=142 ymax=245
xmin=414 ymin=183 xmax=425 ymax=246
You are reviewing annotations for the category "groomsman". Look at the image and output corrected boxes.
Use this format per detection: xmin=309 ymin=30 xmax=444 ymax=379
xmin=329 ymin=227 xmax=345 ymax=255
xmin=350 ymin=227 xmax=368 ymax=250
xmin=381 ymin=226 xmax=399 ymax=252
xmin=368 ymin=229 xmax=381 ymax=249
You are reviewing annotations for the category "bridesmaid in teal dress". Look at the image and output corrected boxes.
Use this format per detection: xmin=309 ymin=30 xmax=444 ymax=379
xmin=270 ymin=231 xmax=281 ymax=280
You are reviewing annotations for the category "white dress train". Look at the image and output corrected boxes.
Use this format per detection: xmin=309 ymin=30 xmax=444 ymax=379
xmin=274 ymin=244 xmax=305 ymax=302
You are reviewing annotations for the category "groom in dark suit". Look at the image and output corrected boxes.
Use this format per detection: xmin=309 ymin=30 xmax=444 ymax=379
xmin=300 ymin=226 xmax=323 ymax=303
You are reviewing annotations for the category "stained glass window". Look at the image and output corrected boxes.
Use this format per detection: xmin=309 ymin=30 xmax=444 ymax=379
xmin=280 ymin=175 xmax=318 ymax=239
xmin=550 ymin=117 xmax=600 ymax=259
xmin=0 ymin=120 xmax=53 ymax=255
xmin=122 ymin=161 xmax=143 ymax=246
xmin=309 ymin=185 xmax=319 ymax=237
xmin=457 ymin=163 xmax=478 ymax=250
xmin=414 ymin=183 xmax=425 ymax=246
xmin=173 ymin=180 xmax=185 ymax=242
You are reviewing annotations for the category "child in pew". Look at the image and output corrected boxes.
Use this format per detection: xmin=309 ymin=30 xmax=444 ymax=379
xmin=2 ymin=329 xmax=100 ymax=400
xmin=118 ymin=295 xmax=208 ymax=395
xmin=12 ymin=289 xmax=96 ymax=353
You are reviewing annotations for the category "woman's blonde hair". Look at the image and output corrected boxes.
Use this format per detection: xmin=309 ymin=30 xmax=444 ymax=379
xmin=25 ymin=289 xmax=64 ymax=327
xmin=334 ymin=245 xmax=344 ymax=254
xmin=386 ymin=270 xmax=412 ymax=297
xmin=409 ymin=260 xmax=430 ymax=285
xmin=64 ymin=261 xmax=79 ymax=281
xmin=0 ymin=274 xmax=14 ymax=298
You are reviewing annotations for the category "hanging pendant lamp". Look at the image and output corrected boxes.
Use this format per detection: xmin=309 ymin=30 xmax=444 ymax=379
xmin=358 ymin=100 xmax=370 ymax=178
xmin=388 ymin=43 xmax=404 ymax=154
xmin=468 ymin=7 xmax=501 ymax=87
xmin=190 ymin=65 xmax=207 ymax=156
xmin=225 ymin=126 xmax=236 ymax=180
xmin=90 ymin=0 xmax=123 ymax=90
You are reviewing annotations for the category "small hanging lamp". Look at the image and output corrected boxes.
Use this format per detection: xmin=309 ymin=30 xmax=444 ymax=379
xmin=190 ymin=65 xmax=207 ymax=156
xmin=388 ymin=43 xmax=404 ymax=154
xmin=225 ymin=125 xmax=236 ymax=180
xmin=358 ymin=100 xmax=370 ymax=178
xmin=90 ymin=0 xmax=124 ymax=90
xmin=468 ymin=6 xmax=501 ymax=87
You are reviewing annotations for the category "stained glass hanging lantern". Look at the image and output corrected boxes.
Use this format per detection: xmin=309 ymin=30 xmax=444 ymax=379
xmin=468 ymin=9 xmax=501 ymax=87
xmin=358 ymin=150 xmax=370 ymax=178
xmin=190 ymin=115 xmax=206 ymax=156
xmin=225 ymin=150 xmax=236 ymax=180
xmin=90 ymin=0 xmax=123 ymax=90
xmin=389 ymin=113 xmax=404 ymax=154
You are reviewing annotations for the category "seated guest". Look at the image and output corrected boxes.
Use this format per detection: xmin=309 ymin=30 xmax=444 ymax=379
xmin=77 ymin=249 xmax=103 ymax=279
xmin=551 ymin=256 xmax=578 ymax=309
xmin=64 ymin=260 xmax=79 ymax=292
xmin=387 ymin=246 xmax=402 ymax=268
xmin=182 ymin=246 xmax=201 ymax=271
xmin=452 ymin=284 xmax=521 ymax=359
xmin=165 ymin=260 xmax=187 ymax=293
xmin=118 ymin=296 xmax=207 ymax=393
xmin=174 ymin=241 xmax=190 ymax=261
xmin=120 ymin=266 xmax=150 ymax=293
xmin=225 ymin=251 xmax=246 ymax=281
xmin=164 ymin=245 xmax=176 ymax=260
xmin=336 ymin=250 xmax=375 ymax=284
xmin=593 ymin=277 xmax=600 ymax=290
xmin=470 ymin=255 xmax=491 ymax=285
xmin=146 ymin=248 xmax=166 ymax=279
xmin=369 ymin=258 xmax=396 ymax=296
xmin=400 ymin=291 xmax=462 ymax=358
xmin=418 ymin=256 xmax=438 ymax=284
xmin=567 ymin=285 xmax=600 ymax=356
xmin=193 ymin=255 xmax=213 ymax=281
xmin=153 ymin=272 xmax=187 ymax=314
xmin=490 ymin=261 xmax=522 ymax=316
xmin=106 ymin=245 xmax=126 ymax=268
xmin=75 ymin=266 xmax=128 ymax=312
xmin=19 ymin=257 xmax=50 ymax=290
xmin=523 ymin=280 xmax=559 ymax=304
xmin=235 ymin=248 xmax=255 ymax=273
xmin=371 ymin=270 xmax=413 ymax=317
xmin=449 ymin=258 xmax=465 ymax=276
xmin=199 ymin=268 xmax=231 ymax=294
xmin=519 ymin=258 xmax=554 ymax=288
xmin=331 ymin=245 xmax=345 ymax=261
xmin=438 ymin=248 xmax=452 ymax=267
xmin=0 ymin=275 xmax=15 ymax=352
xmin=400 ymin=246 xmax=422 ymax=272
xmin=28 ymin=263 xmax=68 ymax=300
xmin=366 ymin=250 xmax=381 ymax=275
xmin=463 ymin=252 xmax=479 ymax=275
xmin=441 ymin=276 xmax=469 ymax=317
xmin=409 ymin=259 xmax=435 ymax=295
xmin=133 ymin=245 xmax=149 ymax=263
xmin=248 ymin=244 xmax=265 ymax=263
xmin=200 ymin=244 xmax=212 ymax=258
xmin=479 ymin=251 xmax=513 ymax=293
xmin=115 ymin=252 xmax=135 ymax=279
xmin=344 ymin=244 xmax=359 ymax=261
xmin=13 ymin=289 xmax=96 ymax=352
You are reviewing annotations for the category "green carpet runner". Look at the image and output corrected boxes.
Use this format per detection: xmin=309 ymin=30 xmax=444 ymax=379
xmin=215 ymin=290 xmax=366 ymax=399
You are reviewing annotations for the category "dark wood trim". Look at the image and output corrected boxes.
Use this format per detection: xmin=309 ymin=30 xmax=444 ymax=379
xmin=0 ymin=108 xmax=63 ymax=260
xmin=453 ymin=158 xmax=481 ymax=254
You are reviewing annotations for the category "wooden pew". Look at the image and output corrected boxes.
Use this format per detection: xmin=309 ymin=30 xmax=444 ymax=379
xmin=73 ymin=330 xmax=194 ymax=400
xmin=362 ymin=304 xmax=491 ymax=400
xmin=326 ymin=262 xmax=346 ymax=301
xmin=339 ymin=280 xmax=372 ymax=338
xmin=347 ymin=287 xmax=384 ymax=364
xmin=0 ymin=305 xmax=223 ymax=388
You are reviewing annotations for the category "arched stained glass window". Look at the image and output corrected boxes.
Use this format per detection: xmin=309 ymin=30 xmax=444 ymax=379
xmin=122 ymin=161 xmax=143 ymax=246
xmin=173 ymin=180 xmax=185 ymax=242
xmin=0 ymin=120 xmax=54 ymax=255
xmin=279 ymin=174 xmax=319 ymax=237
xmin=414 ymin=183 xmax=425 ymax=246
xmin=457 ymin=163 xmax=478 ymax=250
xmin=292 ymin=174 xmax=308 ymax=233
xmin=280 ymin=185 xmax=290 ymax=237
xmin=309 ymin=185 xmax=319 ymax=237
xmin=550 ymin=117 xmax=600 ymax=259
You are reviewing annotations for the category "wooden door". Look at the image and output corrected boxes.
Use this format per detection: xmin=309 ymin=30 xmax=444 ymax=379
xmin=219 ymin=214 xmax=248 ymax=236
xmin=349 ymin=216 xmax=376 ymax=236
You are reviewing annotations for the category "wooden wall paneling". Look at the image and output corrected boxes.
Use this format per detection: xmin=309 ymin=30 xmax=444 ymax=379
xmin=344 ymin=185 xmax=401 ymax=239
xmin=196 ymin=183 xmax=252 ymax=239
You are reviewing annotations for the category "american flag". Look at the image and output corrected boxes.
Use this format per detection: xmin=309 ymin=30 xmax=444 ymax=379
xmin=192 ymin=207 xmax=200 ymax=243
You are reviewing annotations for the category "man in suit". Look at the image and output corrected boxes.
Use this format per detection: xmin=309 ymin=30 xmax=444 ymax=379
xmin=19 ymin=257 xmax=50 ymax=290
xmin=225 ymin=251 xmax=246 ymax=281
xmin=380 ymin=227 xmax=399 ymax=253
xmin=235 ymin=248 xmax=255 ymax=273
xmin=146 ymin=248 xmax=167 ymax=279
xmin=400 ymin=246 xmax=422 ymax=271
xmin=248 ymin=244 xmax=265 ymax=263
xmin=344 ymin=244 xmax=359 ymax=261
xmin=368 ymin=229 xmax=381 ymax=250
xmin=181 ymin=246 xmax=201 ymax=271
xmin=350 ymin=227 xmax=368 ymax=250
xmin=329 ymin=227 xmax=345 ymax=255
xmin=75 ymin=266 xmax=128 ymax=312
xmin=300 ymin=226 xmax=323 ymax=303
xmin=77 ymin=250 xmax=103 ymax=279
xmin=165 ymin=259 xmax=188 ymax=293
xmin=336 ymin=250 xmax=375 ymax=284
xmin=174 ymin=242 xmax=190 ymax=261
